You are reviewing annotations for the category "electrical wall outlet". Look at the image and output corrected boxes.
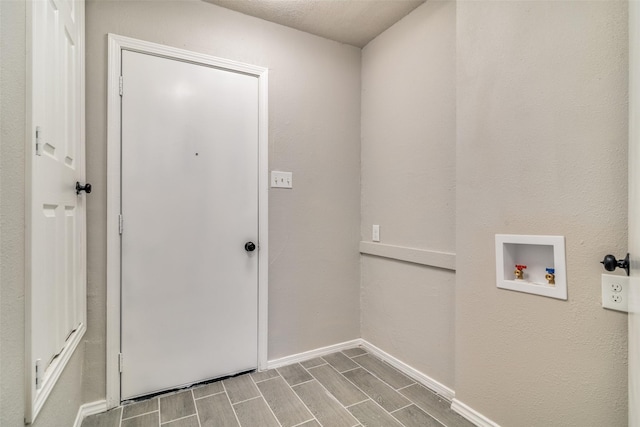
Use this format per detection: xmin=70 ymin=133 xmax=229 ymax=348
xmin=602 ymin=273 xmax=629 ymax=312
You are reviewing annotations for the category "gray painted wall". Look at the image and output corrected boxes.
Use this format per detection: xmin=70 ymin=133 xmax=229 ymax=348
xmin=360 ymin=1 xmax=457 ymax=389
xmin=1 ymin=1 xmax=631 ymax=425
xmin=0 ymin=1 xmax=86 ymax=426
xmin=456 ymin=1 xmax=629 ymax=424
xmin=84 ymin=0 xmax=362 ymax=402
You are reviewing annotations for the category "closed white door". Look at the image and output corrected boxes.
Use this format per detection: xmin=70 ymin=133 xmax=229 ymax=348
xmin=120 ymin=50 xmax=259 ymax=399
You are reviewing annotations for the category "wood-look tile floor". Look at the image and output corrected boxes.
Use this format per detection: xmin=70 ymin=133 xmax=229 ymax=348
xmin=82 ymin=348 xmax=475 ymax=427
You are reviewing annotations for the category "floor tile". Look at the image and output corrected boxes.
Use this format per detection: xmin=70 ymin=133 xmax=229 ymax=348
xmin=196 ymin=393 xmax=239 ymax=427
xmin=162 ymin=415 xmax=199 ymax=427
xmin=257 ymin=376 xmax=314 ymax=427
xmin=307 ymin=364 xmax=367 ymax=406
xmin=352 ymin=354 xmax=414 ymax=389
xmin=233 ymin=397 xmax=280 ymax=427
xmin=293 ymin=380 xmax=359 ymax=427
xmin=121 ymin=412 xmax=159 ymax=427
xmin=82 ymin=352 xmax=470 ymax=427
xmin=224 ymin=374 xmax=260 ymax=404
xmin=392 ymin=404 xmax=445 ymax=427
xmin=277 ymin=363 xmax=313 ymax=386
xmin=122 ymin=398 xmax=158 ymax=419
xmin=301 ymin=357 xmax=327 ymax=369
xmin=251 ymin=369 xmax=281 ymax=383
xmin=159 ymin=390 xmax=196 ymax=423
xmin=296 ymin=420 xmax=322 ymax=427
xmin=343 ymin=348 xmax=367 ymax=358
xmin=348 ymin=400 xmax=403 ymax=427
xmin=193 ymin=381 xmax=224 ymax=399
xmin=399 ymin=384 xmax=475 ymax=427
xmin=81 ymin=408 xmax=122 ymax=427
xmin=343 ymin=368 xmax=409 ymax=412
xmin=323 ymin=352 xmax=359 ymax=372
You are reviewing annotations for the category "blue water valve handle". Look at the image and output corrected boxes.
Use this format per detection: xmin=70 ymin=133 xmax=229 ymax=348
xmin=545 ymin=268 xmax=555 ymax=274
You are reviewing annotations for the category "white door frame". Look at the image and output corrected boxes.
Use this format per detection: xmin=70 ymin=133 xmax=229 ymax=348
xmin=105 ymin=34 xmax=269 ymax=408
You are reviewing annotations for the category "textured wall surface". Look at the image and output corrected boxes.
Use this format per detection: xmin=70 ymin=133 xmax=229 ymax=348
xmin=360 ymin=0 xmax=456 ymax=389
xmin=0 ymin=2 xmax=85 ymax=426
xmin=0 ymin=1 xmax=26 ymax=423
xmin=84 ymin=0 xmax=362 ymax=402
xmin=456 ymin=1 xmax=629 ymax=424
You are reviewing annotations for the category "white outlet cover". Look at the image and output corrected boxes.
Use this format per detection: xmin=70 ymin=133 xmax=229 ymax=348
xmin=372 ymin=225 xmax=380 ymax=242
xmin=602 ymin=273 xmax=629 ymax=312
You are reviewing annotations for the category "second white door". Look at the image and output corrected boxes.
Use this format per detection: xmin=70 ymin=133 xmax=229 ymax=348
xmin=120 ymin=50 xmax=259 ymax=400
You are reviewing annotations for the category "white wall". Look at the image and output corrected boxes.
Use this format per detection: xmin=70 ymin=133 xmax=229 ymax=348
xmin=360 ymin=1 xmax=457 ymax=389
xmin=84 ymin=0 xmax=362 ymax=401
xmin=456 ymin=1 xmax=628 ymax=424
xmin=0 ymin=1 xmax=85 ymax=426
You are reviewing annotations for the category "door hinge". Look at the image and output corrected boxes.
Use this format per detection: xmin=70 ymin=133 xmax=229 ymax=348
xmin=35 ymin=126 xmax=43 ymax=156
xmin=35 ymin=359 xmax=42 ymax=389
xmin=118 ymin=214 xmax=123 ymax=235
xmin=118 ymin=353 xmax=123 ymax=373
xmin=119 ymin=75 xmax=123 ymax=96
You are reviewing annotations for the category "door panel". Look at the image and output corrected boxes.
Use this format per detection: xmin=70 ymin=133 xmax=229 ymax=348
xmin=27 ymin=0 xmax=85 ymax=421
xmin=120 ymin=50 xmax=259 ymax=399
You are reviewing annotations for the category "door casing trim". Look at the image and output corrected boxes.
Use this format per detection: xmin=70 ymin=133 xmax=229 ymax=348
xmin=106 ymin=34 xmax=269 ymax=408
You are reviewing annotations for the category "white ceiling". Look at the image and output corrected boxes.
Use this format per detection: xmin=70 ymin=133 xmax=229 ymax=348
xmin=203 ymin=0 xmax=426 ymax=48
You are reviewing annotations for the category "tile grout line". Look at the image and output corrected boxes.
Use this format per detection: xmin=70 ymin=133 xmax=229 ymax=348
xmin=191 ymin=389 xmax=202 ymax=427
xmin=222 ymin=381 xmax=244 ymax=427
xmin=161 ymin=413 xmax=199 ymax=425
xmin=230 ymin=395 xmax=262 ymax=406
xmin=350 ymin=354 xmax=417 ymax=391
xmin=389 ymin=402 xmax=413 ymax=414
xmin=298 ymin=359 xmax=360 ymax=427
xmin=252 ymin=370 xmax=284 ymax=384
xmin=344 ymin=398 xmax=371 ymax=409
xmin=193 ymin=390 xmax=225 ymax=401
xmin=273 ymin=372 xmax=323 ymax=427
xmin=314 ymin=354 xmax=416 ymax=426
xmin=396 ymin=386 xmax=451 ymax=427
xmin=118 ymin=406 xmax=124 ymax=427
xmin=122 ymin=409 xmax=160 ymax=422
xmin=249 ymin=368 xmax=285 ymax=427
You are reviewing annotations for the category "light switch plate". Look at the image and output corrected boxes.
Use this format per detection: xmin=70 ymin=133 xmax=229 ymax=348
xmin=271 ymin=171 xmax=292 ymax=188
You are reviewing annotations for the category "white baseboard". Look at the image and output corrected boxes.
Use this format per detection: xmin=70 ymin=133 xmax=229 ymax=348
xmin=73 ymin=400 xmax=108 ymax=427
xmin=267 ymin=339 xmax=363 ymax=369
xmin=359 ymin=341 xmax=456 ymax=401
xmin=452 ymin=398 xmax=501 ymax=427
xmin=267 ymin=338 xmax=456 ymax=402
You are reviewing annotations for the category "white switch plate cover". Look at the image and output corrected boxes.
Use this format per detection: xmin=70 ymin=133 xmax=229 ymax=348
xmin=602 ymin=273 xmax=629 ymax=312
xmin=372 ymin=225 xmax=380 ymax=242
xmin=271 ymin=171 xmax=292 ymax=188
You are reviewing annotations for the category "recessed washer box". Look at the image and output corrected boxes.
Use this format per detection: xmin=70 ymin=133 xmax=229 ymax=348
xmin=495 ymin=234 xmax=567 ymax=300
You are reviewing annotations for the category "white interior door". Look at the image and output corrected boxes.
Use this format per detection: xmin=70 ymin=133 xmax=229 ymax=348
xmin=120 ymin=50 xmax=259 ymax=399
xmin=27 ymin=0 xmax=86 ymax=422
xmin=630 ymin=0 xmax=639 ymax=423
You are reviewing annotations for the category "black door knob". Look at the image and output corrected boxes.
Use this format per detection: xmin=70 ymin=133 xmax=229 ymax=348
xmin=600 ymin=253 xmax=629 ymax=276
xmin=245 ymin=242 xmax=256 ymax=252
xmin=76 ymin=182 xmax=92 ymax=195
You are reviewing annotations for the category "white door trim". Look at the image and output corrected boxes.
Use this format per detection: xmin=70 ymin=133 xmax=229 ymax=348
xmin=105 ymin=34 xmax=269 ymax=408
